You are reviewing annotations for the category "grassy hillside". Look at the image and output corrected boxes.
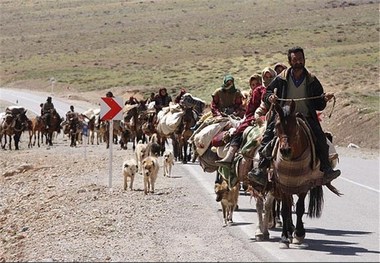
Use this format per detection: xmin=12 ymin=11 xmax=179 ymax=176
xmin=0 ymin=0 xmax=379 ymax=148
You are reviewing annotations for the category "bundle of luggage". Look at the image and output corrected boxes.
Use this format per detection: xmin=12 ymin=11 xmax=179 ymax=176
xmin=189 ymin=113 xmax=267 ymax=187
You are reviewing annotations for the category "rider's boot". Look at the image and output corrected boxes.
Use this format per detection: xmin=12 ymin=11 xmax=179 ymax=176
xmin=320 ymin=150 xmax=341 ymax=184
xmin=215 ymin=145 xmax=239 ymax=167
xmin=247 ymin=141 xmax=274 ymax=186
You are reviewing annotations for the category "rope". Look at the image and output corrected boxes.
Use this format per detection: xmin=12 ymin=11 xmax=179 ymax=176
xmin=276 ymin=95 xmax=324 ymax=102
xmin=276 ymin=94 xmax=336 ymax=118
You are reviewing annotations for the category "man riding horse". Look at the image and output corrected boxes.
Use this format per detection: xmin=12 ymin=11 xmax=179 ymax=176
xmin=248 ymin=46 xmax=341 ymax=187
xmin=42 ymin=96 xmax=55 ymax=129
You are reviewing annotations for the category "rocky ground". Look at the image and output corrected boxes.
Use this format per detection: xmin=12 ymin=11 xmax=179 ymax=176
xmin=0 ymin=135 xmax=268 ymax=262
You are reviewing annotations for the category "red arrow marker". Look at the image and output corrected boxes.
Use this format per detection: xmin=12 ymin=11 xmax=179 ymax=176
xmin=101 ymin=97 xmax=123 ymax=120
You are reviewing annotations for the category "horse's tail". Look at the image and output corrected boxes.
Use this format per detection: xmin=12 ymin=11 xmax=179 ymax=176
xmin=308 ymin=185 xmax=324 ymax=218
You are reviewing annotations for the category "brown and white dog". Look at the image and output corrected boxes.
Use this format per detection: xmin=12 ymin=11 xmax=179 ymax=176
xmin=141 ymin=156 xmax=159 ymax=195
xmin=122 ymin=159 xmax=138 ymax=191
xmin=214 ymin=180 xmax=239 ymax=227
xmin=135 ymin=140 xmax=148 ymax=174
xmin=163 ymin=149 xmax=174 ymax=177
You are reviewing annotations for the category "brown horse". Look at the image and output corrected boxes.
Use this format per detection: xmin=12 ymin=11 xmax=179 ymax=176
xmin=30 ymin=116 xmax=46 ymax=147
xmin=66 ymin=112 xmax=83 ymax=147
xmin=124 ymin=101 xmax=148 ymax=150
xmin=269 ymin=100 xmax=341 ymax=248
xmin=141 ymin=110 xmax=168 ymax=156
xmin=175 ymin=93 xmax=206 ymax=163
xmin=42 ymin=109 xmax=62 ymax=146
xmin=173 ymin=107 xmax=198 ymax=164
xmin=0 ymin=108 xmax=30 ymax=150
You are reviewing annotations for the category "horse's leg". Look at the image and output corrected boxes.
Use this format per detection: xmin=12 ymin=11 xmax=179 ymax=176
xmin=37 ymin=131 xmax=41 ymax=147
xmin=172 ymin=137 xmax=179 ymax=161
xmin=255 ymin=197 xmax=267 ymax=240
xmin=160 ymin=137 xmax=166 ymax=156
xmin=293 ymin=192 xmax=306 ymax=244
xmin=70 ymin=131 xmax=75 ymax=147
xmin=178 ymin=139 xmax=183 ymax=162
xmin=191 ymin=143 xmax=198 ymax=163
xmin=8 ymin=134 xmax=12 ymax=150
xmin=263 ymin=193 xmax=274 ymax=238
xmin=267 ymin=195 xmax=275 ymax=229
xmin=14 ymin=133 xmax=20 ymax=150
xmin=0 ymin=133 xmax=5 ymax=149
xmin=1 ymin=134 xmax=7 ymax=149
xmin=275 ymin=200 xmax=283 ymax=228
xmin=279 ymin=194 xmax=293 ymax=249
xmin=34 ymin=131 xmax=37 ymax=147
xmin=49 ymin=131 xmax=53 ymax=146
xmin=182 ymin=139 xmax=188 ymax=164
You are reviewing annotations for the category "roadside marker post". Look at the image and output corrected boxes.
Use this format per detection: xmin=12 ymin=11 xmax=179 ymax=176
xmin=100 ymin=96 xmax=123 ymax=190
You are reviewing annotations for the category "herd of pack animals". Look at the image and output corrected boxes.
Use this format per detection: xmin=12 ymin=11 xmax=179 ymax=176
xmin=0 ymin=91 xmax=341 ymax=249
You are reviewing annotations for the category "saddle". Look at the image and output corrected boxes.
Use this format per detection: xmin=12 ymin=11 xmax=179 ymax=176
xmin=240 ymin=121 xmax=267 ymax=158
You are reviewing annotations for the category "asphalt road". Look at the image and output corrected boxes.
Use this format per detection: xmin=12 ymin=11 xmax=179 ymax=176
xmin=1 ymin=87 xmax=379 ymax=262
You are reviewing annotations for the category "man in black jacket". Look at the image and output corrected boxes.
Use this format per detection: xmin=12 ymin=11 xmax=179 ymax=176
xmin=248 ymin=46 xmax=340 ymax=186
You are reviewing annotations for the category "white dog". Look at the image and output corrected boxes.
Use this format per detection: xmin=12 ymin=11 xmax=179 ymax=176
xmin=141 ymin=156 xmax=159 ymax=195
xmin=163 ymin=149 xmax=174 ymax=177
xmin=122 ymin=159 xmax=138 ymax=191
xmin=135 ymin=140 xmax=148 ymax=174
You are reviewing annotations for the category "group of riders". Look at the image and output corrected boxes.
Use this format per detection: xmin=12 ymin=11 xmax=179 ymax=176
xmin=15 ymin=46 xmax=341 ymax=188
xmin=208 ymin=46 xmax=340 ymax=188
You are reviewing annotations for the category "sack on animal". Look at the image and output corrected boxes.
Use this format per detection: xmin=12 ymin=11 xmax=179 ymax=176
xmin=240 ymin=121 xmax=266 ymax=158
xmin=5 ymin=106 xmax=26 ymax=116
xmin=156 ymin=110 xmax=184 ymax=136
xmin=193 ymin=121 xmax=229 ymax=156
xmin=198 ymin=146 xmax=220 ymax=173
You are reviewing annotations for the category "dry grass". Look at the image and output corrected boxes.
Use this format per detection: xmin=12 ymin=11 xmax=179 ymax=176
xmin=0 ymin=0 xmax=379 ymax=148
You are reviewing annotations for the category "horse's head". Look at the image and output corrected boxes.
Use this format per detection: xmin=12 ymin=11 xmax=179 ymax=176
xmin=137 ymin=100 xmax=147 ymax=112
xmin=124 ymin=106 xmax=137 ymax=122
xmin=274 ymin=100 xmax=298 ymax=158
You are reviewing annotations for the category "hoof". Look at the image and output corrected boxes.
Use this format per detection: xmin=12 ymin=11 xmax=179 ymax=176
xmin=293 ymin=233 xmax=305 ymax=244
xmin=255 ymin=232 xmax=269 ymax=241
xmin=279 ymin=236 xmax=291 ymax=249
xmin=255 ymin=234 xmax=264 ymax=241
xmin=279 ymin=241 xmax=290 ymax=249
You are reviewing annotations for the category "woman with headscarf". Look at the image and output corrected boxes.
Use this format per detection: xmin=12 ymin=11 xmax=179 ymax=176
xmin=253 ymin=67 xmax=278 ymax=119
xmin=154 ymin=88 xmax=172 ymax=112
xmin=274 ymin=62 xmax=287 ymax=75
xmin=210 ymin=74 xmax=244 ymax=118
xmin=261 ymin=67 xmax=277 ymax=88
